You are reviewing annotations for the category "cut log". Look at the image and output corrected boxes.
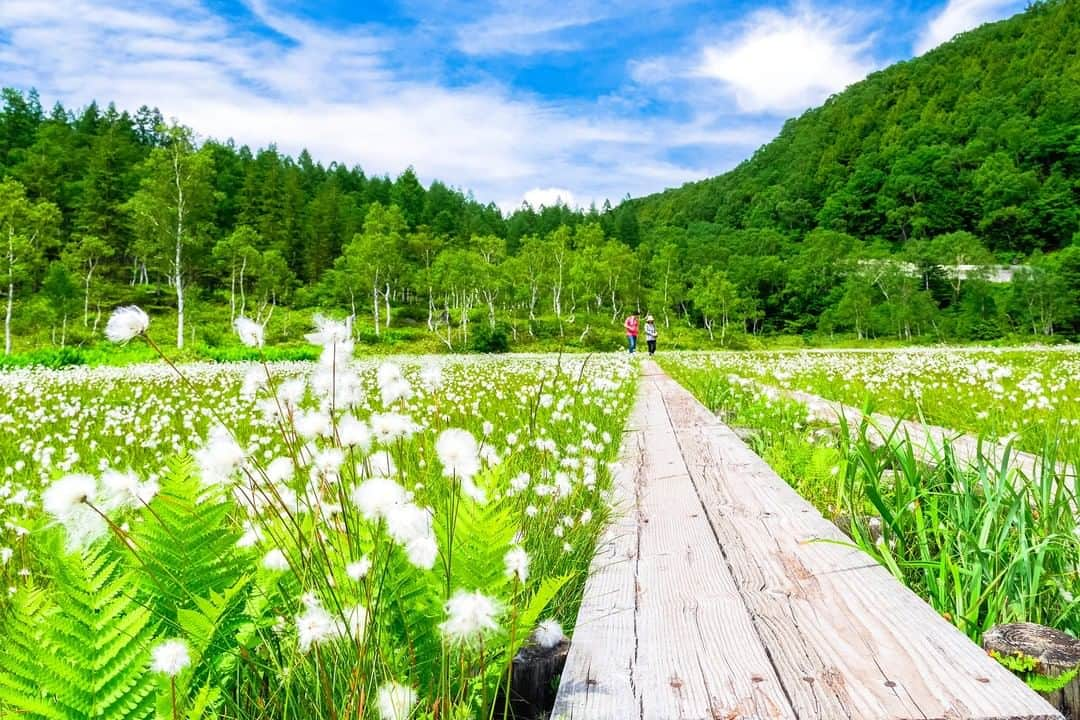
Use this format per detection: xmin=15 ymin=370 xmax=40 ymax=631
xmin=984 ymin=623 xmax=1080 ymax=720
xmin=504 ymin=639 xmax=571 ymax=719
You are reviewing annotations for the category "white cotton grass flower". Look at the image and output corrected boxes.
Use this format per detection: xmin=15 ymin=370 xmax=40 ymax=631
xmin=100 ymin=470 xmax=158 ymax=511
xmin=439 ymin=590 xmax=500 ymax=644
xmin=436 ymin=428 xmax=481 ymax=480
xmin=296 ymin=603 xmax=337 ymax=653
xmin=377 ymin=682 xmax=418 ymax=720
xmin=237 ymin=521 xmax=262 ymax=548
xmin=346 ymin=557 xmax=372 ymax=581
xmin=305 ymin=315 xmax=353 ymax=362
xmin=263 ymin=548 xmax=290 ymax=571
xmin=0 ymin=547 xmax=12 ymax=565
xmin=419 ymin=365 xmax=443 ymax=390
xmin=105 ymin=306 xmax=149 ymax=343
xmin=40 ymin=475 xmax=109 ymax=551
xmin=370 ymin=413 xmax=415 ymax=444
xmin=43 ymin=474 xmax=97 ymax=518
xmin=533 ymin=619 xmax=566 ymax=649
xmin=234 ymin=317 xmax=265 ymax=348
xmin=367 ymin=451 xmax=399 ymax=480
xmin=150 ymin=639 xmax=191 ymax=676
xmin=376 ymin=362 xmax=404 ymax=389
xmin=338 ymin=414 xmax=372 ymax=451
xmin=195 ymin=425 xmax=246 ymax=487
xmin=380 ymin=377 xmax=413 ymax=406
xmin=504 ymin=546 xmax=529 ymax=582
xmin=404 ymin=535 xmax=438 ymax=569
xmin=351 ymin=477 xmax=408 ymax=521
xmin=265 ymin=456 xmax=295 ymax=484
xmin=295 ymin=410 xmax=333 ymax=440
xmin=343 ymin=604 xmax=368 ymax=639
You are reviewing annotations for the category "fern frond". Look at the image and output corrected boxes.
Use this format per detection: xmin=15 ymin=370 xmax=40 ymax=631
xmin=439 ymin=492 xmax=518 ymax=593
xmin=129 ymin=457 xmax=246 ymax=625
xmin=381 ymin=547 xmax=442 ymax=688
xmin=0 ymin=544 xmax=156 ymax=720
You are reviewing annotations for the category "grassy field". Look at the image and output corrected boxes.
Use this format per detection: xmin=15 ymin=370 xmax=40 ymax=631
xmin=660 ymin=351 xmax=1080 ymax=659
xmin=0 ymin=312 xmax=637 ymax=719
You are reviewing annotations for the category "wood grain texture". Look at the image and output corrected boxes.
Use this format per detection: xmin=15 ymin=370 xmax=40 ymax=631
xmin=553 ymin=359 xmax=1062 ymax=720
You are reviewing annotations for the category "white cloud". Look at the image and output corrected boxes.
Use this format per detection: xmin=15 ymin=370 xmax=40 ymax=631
xmin=521 ymin=187 xmax=577 ymax=209
xmin=694 ymin=5 xmax=877 ymax=115
xmin=915 ymin=0 xmax=1021 ymax=55
xmin=455 ymin=11 xmax=595 ymax=56
xmin=448 ymin=0 xmax=687 ymax=56
xmin=0 ymin=0 xmax=769 ymax=206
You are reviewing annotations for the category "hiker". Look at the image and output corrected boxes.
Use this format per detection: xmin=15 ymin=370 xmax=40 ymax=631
xmin=624 ymin=314 xmax=639 ymax=353
xmin=645 ymin=315 xmax=658 ymax=355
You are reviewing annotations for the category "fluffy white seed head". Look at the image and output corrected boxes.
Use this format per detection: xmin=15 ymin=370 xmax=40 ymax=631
xmin=351 ymin=477 xmax=408 ymax=521
xmin=504 ymin=546 xmax=529 ymax=582
xmin=43 ymin=474 xmax=97 ymax=518
xmin=150 ymin=639 xmax=191 ymax=676
xmin=440 ymin=590 xmax=500 ymax=644
xmin=263 ymin=548 xmax=290 ymax=571
xmin=296 ymin=603 xmax=336 ymax=653
xmin=377 ymin=682 xmax=417 ymax=720
xmin=346 ymin=557 xmax=372 ymax=581
xmin=533 ymin=619 xmax=566 ymax=649
xmin=436 ymin=428 xmax=480 ymax=480
xmin=105 ymin=306 xmax=149 ymax=342
xmin=234 ymin=317 xmax=265 ymax=348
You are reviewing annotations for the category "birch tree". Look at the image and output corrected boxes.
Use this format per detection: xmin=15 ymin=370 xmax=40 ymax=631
xmin=125 ymin=123 xmax=214 ymax=349
xmin=353 ymin=202 xmax=406 ymax=336
xmin=62 ymin=234 xmax=113 ymax=328
xmin=0 ymin=178 xmax=60 ymax=354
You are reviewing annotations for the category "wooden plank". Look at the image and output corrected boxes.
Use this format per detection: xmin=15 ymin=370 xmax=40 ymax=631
xmin=554 ymin=372 xmax=796 ymax=720
xmin=633 ymin=383 xmax=794 ymax=720
xmin=649 ymin=363 xmax=1062 ymax=720
xmin=771 ymin=383 xmax=1071 ymax=482
xmin=551 ymin=421 xmax=641 ymax=720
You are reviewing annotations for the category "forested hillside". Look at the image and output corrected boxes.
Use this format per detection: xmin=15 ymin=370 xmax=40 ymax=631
xmin=627 ymin=0 xmax=1080 ymax=337
xmin=0 ymin=0 xmax=1078 ymax=359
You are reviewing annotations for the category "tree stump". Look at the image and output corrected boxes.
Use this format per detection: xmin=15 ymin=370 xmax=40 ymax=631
xmin=983 ymin=623 xmax=1080 ymax=720
xmin=498 ymin=639 xmax=570 ymax=719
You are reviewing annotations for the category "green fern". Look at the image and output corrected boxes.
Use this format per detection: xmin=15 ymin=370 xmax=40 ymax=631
xmin=0 ymin=544 xmax=156 ymax=720
xmin=0 ymin=587 xmax=55 ymax=717
xmin=438 ymin=491 xmax=518 ymax=593
xmin=381 ymin=546 xmax=443 ymax=688
xmin=129 ymin=458 xmax=247 ymax=626
xmin=516 ymin=574 xmax=572 ymax=638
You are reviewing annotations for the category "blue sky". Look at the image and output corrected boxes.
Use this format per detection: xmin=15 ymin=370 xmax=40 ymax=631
xmin=0 ymin=0 xmax=1026 ymax=211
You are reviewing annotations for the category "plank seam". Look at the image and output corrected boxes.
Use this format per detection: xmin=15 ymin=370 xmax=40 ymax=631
xmin=656 ymin=383 xmax=805 ymax=720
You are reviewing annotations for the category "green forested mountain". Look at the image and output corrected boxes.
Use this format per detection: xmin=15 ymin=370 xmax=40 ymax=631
xmin=625 ymin=0 xmax=1080 ymax=336
xmin=634 ymin=0 xmax=1079 ymax=252
xmin=0 ymin=0 xmax=1078 ymax=359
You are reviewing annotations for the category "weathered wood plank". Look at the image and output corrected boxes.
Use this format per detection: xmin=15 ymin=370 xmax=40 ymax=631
xmin=554 ymin=372 xmax=795 ymax=720
xmin=650 ymin=363 xmax=1062 ymax=720
xmin=551 ymin=422 xmax=641 ymax=720
xmin=634 ymin=388 xmax=793 ymax=719
xmin=770 ymin=382 xmax=1071 ymax=482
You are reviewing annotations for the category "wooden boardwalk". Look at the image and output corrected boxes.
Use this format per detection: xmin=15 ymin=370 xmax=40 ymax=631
xmin=765 ymin=382 xmax=1073 ymax=482
xmin=552 ymin=360 xmax=1060 ymax=720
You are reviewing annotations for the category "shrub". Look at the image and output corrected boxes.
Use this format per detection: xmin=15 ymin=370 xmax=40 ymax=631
xmin=471 ymin=322 xmax=511 ymax=353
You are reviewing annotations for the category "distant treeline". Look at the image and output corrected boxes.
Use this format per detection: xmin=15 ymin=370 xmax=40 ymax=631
xmin=0 ymin=2 xmax=1078 ymax=352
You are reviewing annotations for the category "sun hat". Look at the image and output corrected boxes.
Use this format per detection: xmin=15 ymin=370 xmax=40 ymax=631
xmin=646 ymin=315 xmax=654 ymax=321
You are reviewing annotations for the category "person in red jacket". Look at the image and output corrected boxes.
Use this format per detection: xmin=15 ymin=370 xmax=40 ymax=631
xmin=624 ymin=314 xmax=639 ymax=353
